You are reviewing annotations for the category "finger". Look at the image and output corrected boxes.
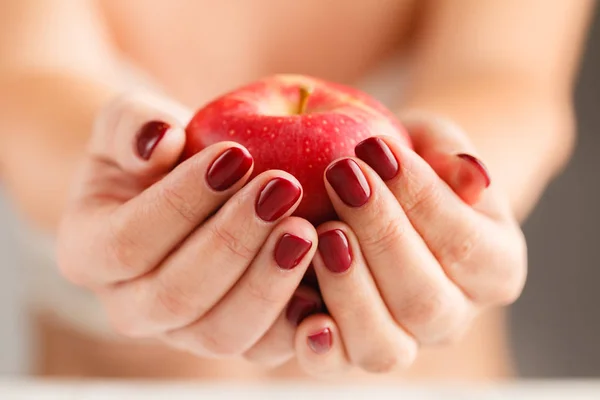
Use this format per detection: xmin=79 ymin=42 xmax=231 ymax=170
xmin=90 ymin=91 xmax=192 ymax=177
xmin=243 ymin=286 xmax=323 ymax=367
xmin=398 ymin=112 xmax=494 ymax=207
xmin=59 ymin=141 xmax=254 ymax=285
xmin=354 ymin=136 xmax=526 ymax=305
xmin=104 ymin=172 xmax=304 ymax=336
xmin=163 ymin=217 xmax=317 ymax=358
xmin=312 ymin=223 xmax=418 ymax=373
xmin=295 ymin=314 xmax=351 ymax=379
xmin=322 ymin=157 xmax=469 ymax=343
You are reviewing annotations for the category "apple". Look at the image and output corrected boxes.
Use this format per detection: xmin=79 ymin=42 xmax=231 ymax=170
xmin=183 ymin=74 xmax=411 ymax=225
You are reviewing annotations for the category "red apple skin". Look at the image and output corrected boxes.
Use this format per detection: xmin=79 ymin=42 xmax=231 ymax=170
xmin=183 ymin=74 xmax=411 ymax=225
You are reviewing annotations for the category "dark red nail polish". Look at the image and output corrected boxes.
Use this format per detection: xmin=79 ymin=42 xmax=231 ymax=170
xmin=286 ymin=295 xmax=319 ymax=326
xmin=256 ymin=178 xmax=302 ymax=222
xmin=136 ymin=120 xmax=170 ymax=160
xmin=307 ymin=328 xmax=332 ymax=354
xmin=274 ymin=234 xmax=312 ymax=270
xmin=457 ymin=154 xmax=491 ymax=188
xmin=206 ymin=147 xmax=253 ymax=191
xmin=318 ymin=229 xmax=352 ymax=273
xmin=355 ymin=137 xmax=399 ymax=181
xmin=325 ymin=159 xmax=371 ymax=207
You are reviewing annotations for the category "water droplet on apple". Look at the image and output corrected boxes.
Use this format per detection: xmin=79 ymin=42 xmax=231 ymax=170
xmin=229 ymin=130 xmax=235 ymax=136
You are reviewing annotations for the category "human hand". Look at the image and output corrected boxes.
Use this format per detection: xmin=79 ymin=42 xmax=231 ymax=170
xmin=56 ymin=92 xmax=322 ymax=367
xmin=289 ymin=113 xmax=527 ymax=377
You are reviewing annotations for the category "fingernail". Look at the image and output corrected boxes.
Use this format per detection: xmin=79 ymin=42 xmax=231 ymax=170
xmin=355 ymin=137 xmax=399 ymax=181
xmin=136 ymin=120 xmax=170 ymax=160
xmin=206 ymin=147 xmax=253 ymax=191
xmin=286 ymin=295 xmax=319 ymax=326
xmin=325 ymin=159 xmax=371 ymax=207
xmin=307 ymin=328 xmax=332 ymax=354
xmin=318 ymin=229 xmax=352 ymax=273
xmin=457 ymin=154 xmax=491 ymax=188
xmin=274 ymin=234 xmax=312 ymax=270
xmin=256 ymin=178 xmax=302 ymax=222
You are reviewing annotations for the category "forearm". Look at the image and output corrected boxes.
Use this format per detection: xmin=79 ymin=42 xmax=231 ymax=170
xmin=0 ymin=71 xmax=117 ymax=231
xmin=398 ymin=74 xmax=575 ymax=222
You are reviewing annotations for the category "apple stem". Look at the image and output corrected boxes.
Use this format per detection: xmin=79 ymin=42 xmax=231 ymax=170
xmin=297 ymin=86 xmax=313 ymax=114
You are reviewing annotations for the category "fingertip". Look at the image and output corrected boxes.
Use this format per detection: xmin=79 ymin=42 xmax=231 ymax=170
xmin=295 ymin=314 xmax=350 ymax=378
xmin=273 ymin=216 xmax=319 ymax=254
xmin=253 ymin=171 xmax=304 ymax=223
xmin=138 ymin=123 xmax=186 ymax=169
xmin=456 ymin=153 xmax=491 ymax=188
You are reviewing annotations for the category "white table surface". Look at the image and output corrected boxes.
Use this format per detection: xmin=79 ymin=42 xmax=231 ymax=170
xmin=1 ymin=380 xmax=600 ymax=400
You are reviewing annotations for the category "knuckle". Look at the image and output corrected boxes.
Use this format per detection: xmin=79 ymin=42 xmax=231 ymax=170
xmin=210 ymin=222 xmax=256 ymax=260
xmin=245 ymin=279 xmax=281 ymax=307
xmin=104 ymin=217 xmax=142 ymax=274
xmin=398 ymin=290 xmax=451 ymax=328
xmin=472 ymin=229 xmax=527 ymax=305
xmin=494 ymin=266 xmax=526 ymax=305
xmin=195 ymin=329 xmax=245 ymax=357
xmin=403 ymin=179 xmax=442 ymax=217
xmin=357 ymin=342 xmax=415 ymax=374
xmin=154 ymin=279 xmax=197 ymax=320
xmin=435 ymin=324 xmax=468 ymax=346
xmin=442 ymin=226 xmax=482 ymax=268
xmin=160 ymin=185 xmax=199 ymax=224
xmin=360 ymin=219 xmax=406 ymax=257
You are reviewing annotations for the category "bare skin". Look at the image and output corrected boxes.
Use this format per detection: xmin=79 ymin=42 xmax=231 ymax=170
xmin=0 ymin=0 xmax=594 ymax=380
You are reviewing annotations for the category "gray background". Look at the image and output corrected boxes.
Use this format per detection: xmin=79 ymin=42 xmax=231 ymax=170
xmin=1 ymin=9 xmax=599 ymax=378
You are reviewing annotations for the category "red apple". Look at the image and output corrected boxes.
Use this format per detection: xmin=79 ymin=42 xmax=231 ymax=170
xmin=183 ymin=74 xmax=411 ymax=225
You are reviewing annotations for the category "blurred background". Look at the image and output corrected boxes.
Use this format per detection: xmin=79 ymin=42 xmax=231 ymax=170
xmin=509 ymin=6 xmax=600 ymax=378
xmin=0 ymin=5 xmax=599 ymax=378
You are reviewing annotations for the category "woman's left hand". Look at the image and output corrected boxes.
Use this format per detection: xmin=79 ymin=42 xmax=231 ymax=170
xmin=292 ymin=114 xmax=527 ymax=377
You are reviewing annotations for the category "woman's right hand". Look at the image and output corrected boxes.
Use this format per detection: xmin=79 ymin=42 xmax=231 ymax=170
xmin=56 ymin=92 xmax=320 ymax=367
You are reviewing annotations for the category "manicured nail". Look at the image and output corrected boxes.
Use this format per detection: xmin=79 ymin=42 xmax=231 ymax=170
xmin=256 ymin=178 xmax=302 ymax=222
xmin=307 ymin=328 xmax=332 ymax=354
xmin=206 ymin=147 xmax=253 ymax=191
xmin=318 ymin=229 xmax=352 ymax=273
xmin=355 ymin=137 xmax=399 ymax=181
xmin=325 ymin=159 xmax=371 ymax=207
xmin=136 ymin=120 xmax=170 ymax=160
xmin=274 ymin=234 xmax=312 ymax=270
xmin=286 ymin=295 xmax=319 ymax=326
xmin=457 ymin=154 xmax=491 ymax=188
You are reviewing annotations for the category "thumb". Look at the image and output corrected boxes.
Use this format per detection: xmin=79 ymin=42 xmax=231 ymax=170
xmin=89 ymin=90 xmax=192 ymax=178
xmin=400 ymin=112 xmax=491 ymax=206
